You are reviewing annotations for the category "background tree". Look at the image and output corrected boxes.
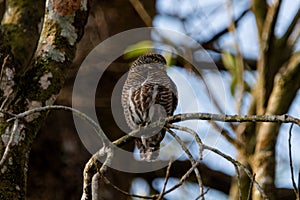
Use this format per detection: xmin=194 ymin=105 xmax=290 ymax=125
xmin=0 ymin=0 xmax=299 ymax=200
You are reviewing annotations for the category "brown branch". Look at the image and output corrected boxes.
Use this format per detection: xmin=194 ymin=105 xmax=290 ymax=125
xmin=168 ymin=113 xmax=300 ymax=126
xmin=166 ymin=128 xmax=204 ymax=198
xmin=81 ymin=146 xmax=114 ymax=200
xmin=260 ymin=0 xmax=281 ymax=50
xmin=280 ymin=8 xmax=300 ymax=46
xmin=253 ymin=50 xmax=300 ymax=199
xmin=256 ymin=0 xmax=283 ymax=114
xmin=6 ymin=105 xmax=300 ymax=199
xmin=166 ymin=124 xmax=203 ymax=157
xmin=247 ymin=174 xmax=256 ymax=200
xmin=157 ymin=159 xmax=173 ymax=200
xmin=202 ymin=144 xmax=268 ymax=199
xmin=201 ymin=8 xmax=249 ymax=50
xmin=102 ymin=176 xmax=155 ymax=199
xmin=208 ymin=120 xmax=243 ymax=149
xmin=129 ymin=0 xmax=152 ymax=27
xmin=252 ymin=0 xmax=268 ymax=35
xmin=288 ymin=124 xmax=299 ymax=199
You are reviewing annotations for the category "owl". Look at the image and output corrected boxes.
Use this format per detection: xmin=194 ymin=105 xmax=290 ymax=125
xmin=122 ymin=53 xmax=178 ymax=161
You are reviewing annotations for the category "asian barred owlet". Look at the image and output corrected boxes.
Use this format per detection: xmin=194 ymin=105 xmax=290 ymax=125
xmin=122 ymin=53 xmax=178 ymax=161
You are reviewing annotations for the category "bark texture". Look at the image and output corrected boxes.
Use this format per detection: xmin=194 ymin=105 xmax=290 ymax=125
xmin=0 ymin=0 xmax=89 ymax=199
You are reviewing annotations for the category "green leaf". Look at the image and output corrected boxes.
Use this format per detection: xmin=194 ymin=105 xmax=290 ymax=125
xmin=221 ymin=51 xmax=237 ymax=73
xmin=230 ymin=75 xmax=238 ymax=95
xmin=123 ymin=40 xmax=154 ymax=60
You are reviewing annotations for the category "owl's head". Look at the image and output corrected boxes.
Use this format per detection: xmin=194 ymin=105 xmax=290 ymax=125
xmin=130 ymin=53 xmax=167 ymax=70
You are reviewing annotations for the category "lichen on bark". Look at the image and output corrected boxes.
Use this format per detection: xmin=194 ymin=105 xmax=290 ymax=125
xmin=0 ymin=0 xmax=90 ymax=199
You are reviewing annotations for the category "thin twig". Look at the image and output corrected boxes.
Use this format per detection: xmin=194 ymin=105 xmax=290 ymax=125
xmin=208 ymin=120 xmax=243 ymax=149
xmin=166 ymin=124 xmax=203 ymax=159
xmin=167 ymin=128 xmax=204 ymax=199
xmin=236 ymin=165 xmax=242 ymax=200
xmin=202 ymin=144 xmax=268 ymax=199
xmin=163 ymin=160 xmax=202 ymax=195
xmin=102 ymin=176 xmax=155 ymax=199
xmin=281 ymin=7 xmax=300 ymax=45
xmin=8 ymin=105 xmax=108 ymax=144
xmin=247 ymin=174 xmax=256 ymax=200
xmin=157 ymin=159 xmax=173 ymax=200
xmin=201 ymin=8 xmax=249 ymax=49
xmin=195 ymin=188 xmax=210 ymax=200
xmin=288 ymin=124 xmax=299 ymax=199
xmin=0 ymin=119 xmax=19 ymax=167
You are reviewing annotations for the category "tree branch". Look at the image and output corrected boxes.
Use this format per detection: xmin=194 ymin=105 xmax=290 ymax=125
xmin=201 ymin=8 xmax=249 ymax=50
xmin=129 ymin=0 xmax=152 ymax=27
xmin=288 ymin=124 xmax=299 ymax=199
xmin=280 ymin=8 xmax=300 ymax=47
xmin=4 ymin=105 xmax=300 ymax=199
xmin=251 ymin=0 xmax=268 ymax=37
xmin=168 ymin=113 xmax=300 ymax=126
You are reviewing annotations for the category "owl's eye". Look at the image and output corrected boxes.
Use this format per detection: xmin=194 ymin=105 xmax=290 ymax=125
xmin=152 ymin=58 xmax=160 ymax=63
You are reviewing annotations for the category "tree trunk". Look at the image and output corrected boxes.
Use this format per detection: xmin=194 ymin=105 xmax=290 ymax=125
xmin=0 ymin=0 xmax=89 ymax=199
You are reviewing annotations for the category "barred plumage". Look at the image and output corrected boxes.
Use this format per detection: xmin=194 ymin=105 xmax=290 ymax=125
xmin=122 ymin=53 xmax=178 ymax=161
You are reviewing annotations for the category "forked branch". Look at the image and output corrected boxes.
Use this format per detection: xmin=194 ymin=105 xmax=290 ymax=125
xmin=1 ymin=105 xmax=299 ymax=200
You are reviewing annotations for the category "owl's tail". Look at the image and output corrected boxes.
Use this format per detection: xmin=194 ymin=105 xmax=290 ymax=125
xmin=135 ymin=130 xmax=166 ymax=162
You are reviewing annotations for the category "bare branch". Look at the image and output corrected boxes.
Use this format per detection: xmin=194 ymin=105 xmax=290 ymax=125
xmin=260 ymin=0 xmax=281 ymax=50
xmin=208 ymin=120 xmax=243 ymax=149
xmin=81 ymin=146 xmax=114 ymax=200
xmin=4 ymin=105 xmax=299 ymax=199
xmin=81 ymin=149 xmax=102 ymax=200
xmin=129 ymin=0 xmax=152 ymax=27
xmin=195 ymin=188 xmax=210 ymax=200
xmin=247 ymin=174 xmax=256 ymax=200
xmin=280 ymin=9 xmax=300 ymax=46
xmin=202 ymin=144 xmax=268 ymax=199
xmin=157 ymin=159 xmax=173 ymax=200
xmin=201 ymin=8 xmax=249 ymax=49
xmin=0 ymin=119 xmax=18 ymax=167
xmin=166 ymin=124 xmax=203 ymax=158
xmin=6 ymin=105 xmax=107 ymax=145
xmin=167 ymin=128 xmax=204 ymax=199
xmin=252 ymin=0 xmax=268 ymax=35
xmin=288 ymin=124 xmax=299 ymax=199
xmin=102 ymin=176 xmax=155 ymax=199
xmin=168 ymin=113 xmax=300 ymax=126
xmin=163 ymin=160 xmax=202 ymax=195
